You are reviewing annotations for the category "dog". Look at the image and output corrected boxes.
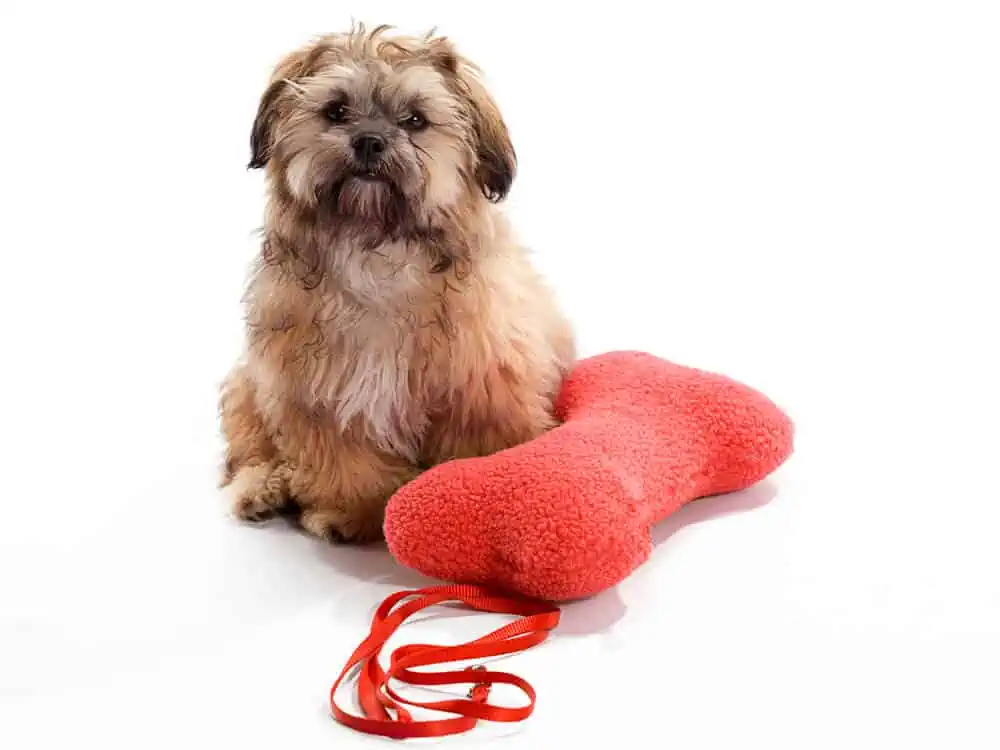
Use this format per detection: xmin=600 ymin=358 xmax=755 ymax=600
xmin=219 ymin=25 xmax=576 ymax=543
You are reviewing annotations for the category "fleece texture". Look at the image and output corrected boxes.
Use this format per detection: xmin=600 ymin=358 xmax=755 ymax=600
xmin=383 ymin=351 xmax=794 ymax=602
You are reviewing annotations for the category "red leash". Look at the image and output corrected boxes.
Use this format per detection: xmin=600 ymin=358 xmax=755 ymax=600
xmin=329 ymin=584 xmax=561 ymax=739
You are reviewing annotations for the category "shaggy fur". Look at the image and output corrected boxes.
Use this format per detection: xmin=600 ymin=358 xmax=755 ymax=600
xmin=219 ymin=26 xmax=575 ymax=543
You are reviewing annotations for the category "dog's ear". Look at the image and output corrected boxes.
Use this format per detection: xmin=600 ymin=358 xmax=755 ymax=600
xmin=248 ymin=79 xmax=284 ymax=169
xmin=248 ymin=41 xmax=330 ymax=169
xmin=427 ymin=37 xmax=516 ymax=202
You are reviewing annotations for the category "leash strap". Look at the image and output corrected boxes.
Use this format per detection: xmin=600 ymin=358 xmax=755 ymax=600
xmin=329 ymin=584 xmax=561 ymax=739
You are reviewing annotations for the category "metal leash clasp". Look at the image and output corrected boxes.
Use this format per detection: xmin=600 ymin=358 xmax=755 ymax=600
xmin=466 ymin=664 xmax=488 ymax=698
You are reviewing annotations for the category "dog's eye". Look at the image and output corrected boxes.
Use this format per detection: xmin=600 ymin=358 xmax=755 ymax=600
xmin=400 ymin=112 xmax=428 ymax=131
xmin=325 ymin=101 xmax=349 ymax=123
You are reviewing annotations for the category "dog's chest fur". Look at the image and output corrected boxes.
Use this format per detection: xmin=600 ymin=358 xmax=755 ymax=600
xmin=251 ymin=240 xmax=462 ymax=462
xmin=321 ymin=245 xmax=448 ymax=459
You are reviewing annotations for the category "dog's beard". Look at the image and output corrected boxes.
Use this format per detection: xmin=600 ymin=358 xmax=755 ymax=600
xmin=317 ymin=172 xmax=411 ymax=230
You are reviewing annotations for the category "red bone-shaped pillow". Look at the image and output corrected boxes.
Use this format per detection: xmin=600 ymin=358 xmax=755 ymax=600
xmin=384 ymin=351 xmax=794 ymax=601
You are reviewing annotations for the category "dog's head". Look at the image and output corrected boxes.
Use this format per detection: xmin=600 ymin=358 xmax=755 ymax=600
xmin=249 ymin=26 xmax=515 ymax=230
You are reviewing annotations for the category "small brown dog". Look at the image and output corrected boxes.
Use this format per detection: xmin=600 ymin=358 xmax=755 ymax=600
xmin=219 ymin=25 xmax=575 ymax=543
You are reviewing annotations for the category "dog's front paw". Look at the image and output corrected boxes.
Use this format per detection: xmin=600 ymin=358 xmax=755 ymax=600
xmin=297 ymin=506 xmax=385 ymax=545
xmin=226 ymin=463 xmax=290 ymax=523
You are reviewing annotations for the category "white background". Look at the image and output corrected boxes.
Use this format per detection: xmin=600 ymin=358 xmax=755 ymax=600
xmin=1 ymin=1 xmax=998 ymax=747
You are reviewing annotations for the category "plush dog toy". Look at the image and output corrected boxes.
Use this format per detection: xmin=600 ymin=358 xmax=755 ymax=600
xmin=384 ymin=351 xmax=794 ymax=602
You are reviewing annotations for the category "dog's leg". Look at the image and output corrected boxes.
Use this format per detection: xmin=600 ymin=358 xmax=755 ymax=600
xmin=219 ymin=367 xmax=290 ymax=522
xmin=423 ymin=365 xmax=562 ymax=464
xmin=424 ymin=408 xmax=554 ymax=463
xmin=272 ymin=404 xmax=419 ymax=543
xmin=423 ymin=292 xmax=575 ymax=463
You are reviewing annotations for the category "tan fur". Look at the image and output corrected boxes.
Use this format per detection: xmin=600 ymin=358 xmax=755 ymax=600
xmin=220 ymin=26 xmax=575 ymax=543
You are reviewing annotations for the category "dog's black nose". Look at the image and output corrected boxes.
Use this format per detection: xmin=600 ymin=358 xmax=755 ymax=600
xmin=352 ymin=133 xmax=386 ymax=165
